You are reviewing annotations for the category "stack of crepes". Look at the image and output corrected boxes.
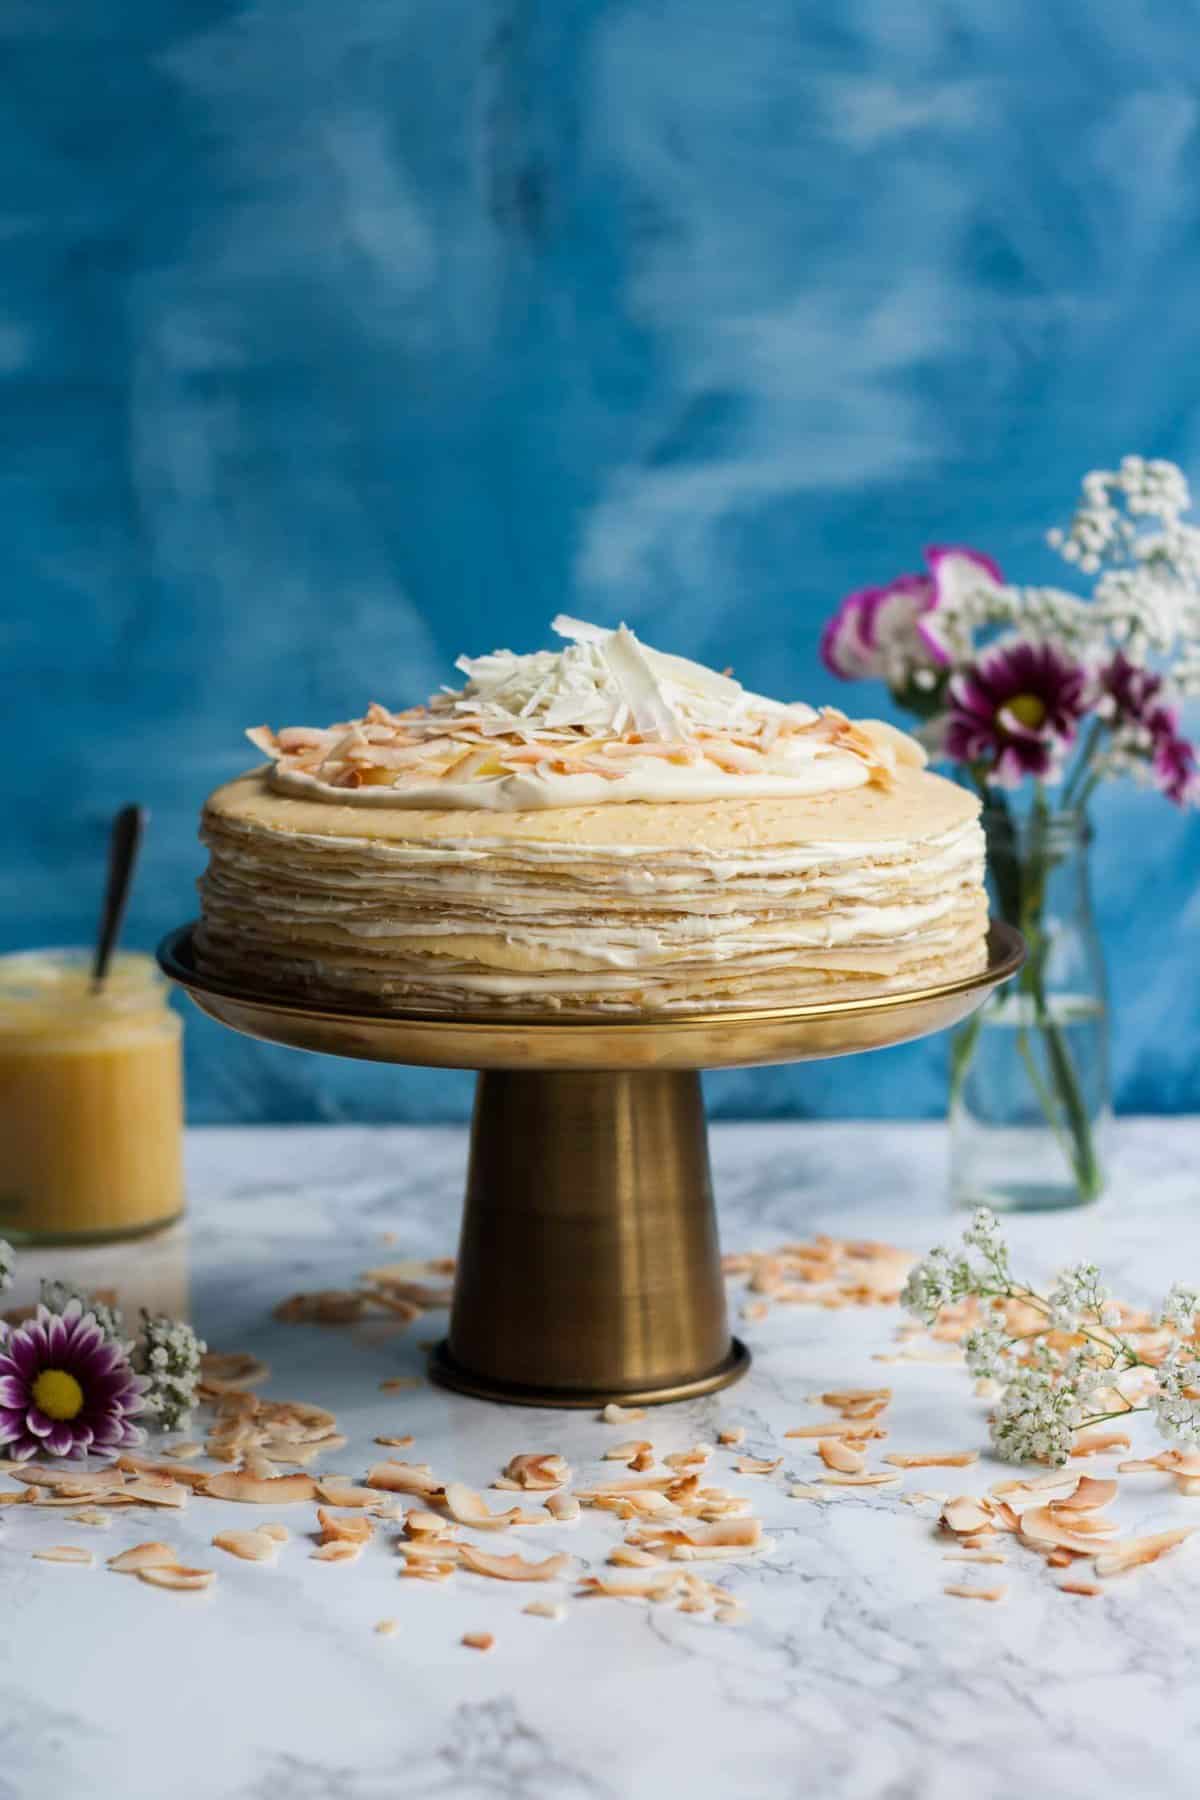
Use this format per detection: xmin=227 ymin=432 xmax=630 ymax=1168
xmin=195 ymin=617 xmax=987 ymax=1013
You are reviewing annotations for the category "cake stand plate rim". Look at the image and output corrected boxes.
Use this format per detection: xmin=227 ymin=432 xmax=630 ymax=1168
xmin=157 ymin=920 xmax=1024 ymax=1050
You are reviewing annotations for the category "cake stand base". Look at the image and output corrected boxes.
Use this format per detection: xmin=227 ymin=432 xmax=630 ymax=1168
xmin=430 ymin=1068 xmax=748 ymax=1407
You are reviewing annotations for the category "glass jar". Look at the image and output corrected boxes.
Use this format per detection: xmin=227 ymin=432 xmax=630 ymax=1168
xmin=0 ymin=949 xmax=184 ymax=1243
xmin=949 ymin=798 xmax=1110 ymax=1211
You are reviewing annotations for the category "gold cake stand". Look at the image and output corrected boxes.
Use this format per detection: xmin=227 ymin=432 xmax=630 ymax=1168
xmin=159 ymin=923 xmax=1023 ymax=1409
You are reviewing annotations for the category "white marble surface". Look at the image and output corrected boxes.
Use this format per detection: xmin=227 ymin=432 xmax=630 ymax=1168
xmin=5 ymin=1119 xmax=1200 ymax=1800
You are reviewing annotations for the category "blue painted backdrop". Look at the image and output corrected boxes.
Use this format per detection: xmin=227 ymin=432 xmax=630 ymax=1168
xmin=4 ymin=1 xmax=1199 ymax=1121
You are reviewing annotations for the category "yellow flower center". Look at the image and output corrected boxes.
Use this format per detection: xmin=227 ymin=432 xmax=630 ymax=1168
xmin=31 ymin=1369 xmax=85 ymax=1422
xmin=1006 ymin=693 xmax=1047 ymax=730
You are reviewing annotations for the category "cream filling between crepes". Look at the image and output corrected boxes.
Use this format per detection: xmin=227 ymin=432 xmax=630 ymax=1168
xmin=199 ymin=817 xmax=985 ymax=978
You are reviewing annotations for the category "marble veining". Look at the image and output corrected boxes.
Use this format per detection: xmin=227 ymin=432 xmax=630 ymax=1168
xmin=3 ymin=1119 xmax=1200 ymax=1799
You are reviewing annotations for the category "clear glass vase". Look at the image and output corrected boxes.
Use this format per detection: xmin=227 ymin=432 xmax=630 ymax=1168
xmin=949 ymin=794 xmax=1111 ymax=1211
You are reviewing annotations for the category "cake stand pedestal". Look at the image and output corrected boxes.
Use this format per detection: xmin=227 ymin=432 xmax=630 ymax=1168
xmin=159 ymin=924 xmax=1022 ymax=1408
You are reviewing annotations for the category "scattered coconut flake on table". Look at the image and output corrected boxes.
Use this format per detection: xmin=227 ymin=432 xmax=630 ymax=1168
xmin=108 ymin=1543 xmax=179 ymax=1574
xmin=944 ymin=1583 xmax=1007 ymax=1602
xmin=32 ymin=1545 xmax=93 ymax=1566
xmin=601 ymin=1403 xmax=647 ymax=1425
xmin=138 ymin=1566 xmax=216 ymax=1592
xmin=461 ymin=1632 xmax=494 ymax=1653
xmin=213 ymin=1529 xmax=284 ymax=1563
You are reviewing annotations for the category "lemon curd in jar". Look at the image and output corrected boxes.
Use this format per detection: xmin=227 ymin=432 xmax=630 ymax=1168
xmin=0 ymin=950 xmax=184 ymax=1243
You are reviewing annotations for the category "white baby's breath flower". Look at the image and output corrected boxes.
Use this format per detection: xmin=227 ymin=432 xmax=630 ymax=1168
xmin=962 ymin=1323 xmax=1016 ymax=1383
xmin=133 ymin=1312 xmax=207 ymax=1434
xmin=990 ymin=1358 xmax=1087 ymax=1466
xmin=40 ymin=1277 xmax=126 ymax=1346
xmin=0 ymin=1239 xmax=13 ymax=1295
xmin=1149 ymin=1345 xmax=1200 ymax=1446
xmin=1161 ymin=1284 xmax=1200 ymax=1334
xmin=900 ymin=1247 xmax=975 ymax=1325
xmin=1046 ymin=1262 xmax=1109 ymax=1332
xmin=961 ymin=1207 xmax=1010 ymax=1274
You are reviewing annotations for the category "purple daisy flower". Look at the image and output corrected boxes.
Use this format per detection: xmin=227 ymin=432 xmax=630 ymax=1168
xmin=1147 ymin=705 xmax=1199 ymax=806
xmin=823 ymin=546 xmax=1003 ymax=682
xmin=0 ymin=1302 xmax=145 ymax=1461
xmin=945 ymin=640 xmax=1090 ymax=786
xmin=1098 ymin=650 xmax=1165 ymax=722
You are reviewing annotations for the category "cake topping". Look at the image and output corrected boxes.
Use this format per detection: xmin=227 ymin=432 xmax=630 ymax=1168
xmin=247 ymin=616 xmax=916 ymax=810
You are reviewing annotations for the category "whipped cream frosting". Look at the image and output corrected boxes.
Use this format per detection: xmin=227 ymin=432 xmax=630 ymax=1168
xmin=249 ymin=616 xmax=915 ymax=811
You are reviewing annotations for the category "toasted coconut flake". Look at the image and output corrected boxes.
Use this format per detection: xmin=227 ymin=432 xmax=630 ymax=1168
xmin=1094 ymin=1527 xmax=1196 ymax=1577
xmin=365 ymin=1460 xmax=444 ymax=1498
xmin=379 ymin=1376 xmax=422 ymax=1392
xmin=1071 ymin=1428 xmax=1132 ymax=1457
xmin=789 ymin=1483 xmax=847 ymax=1501
xmin=609 ymin=1545 xmax=667 ymax=1567
xmin=944 ymin=1583 xmax=1007 ymax=1602
xmin=10 ymin=1467 xmax=124 ymax=1494
xmin=785 ymin=1423 xmax=866 ymax=1441
xmin=818 ymin=1439 xmax=866 ymax=1474
xmin=213 ymin=1529 xmax=282 ymax=1563
xmin=443 ymin=1482 xmax=546 ymax=1531
xmin=374 ymin=1617 xmax=399 ymax=1635
xmin=717 ymin=1427 xmax=746 ymax=1447
xmin=65 ymin=1508 xmax=114 ymax=1528
xmin=941 ymin=1497 xmax=991 ymax=1535
xmin=138 ymin=1566 xmax=216 ymax=1591
xmin=461 ymin=1631 xmax=494 ymax=1652
xmin=312 ymin=1540 xmax=364 ymax=1563
xmin=375 ymin=1435 xmax=415 ymax=1449
xmin=602 ymin=1403 xmax=647 ymax=1425
xmin=603 ymin=1440 xmax=651 ymax=1462
xmin=664 ymin=1446 xmax=713 ymax=1471
xmin=523 ymin=1600 xmax=565 ymax=1621
xmin=1059 ymin=1580 xmax=1104 ymax=1596
xmin=1018 ymin=1506 xmax=1118 ymax=1555
xmin=545 ymin=1492 xmax=581 ymax=1524
xmin=821 ymin=1471 xmax=901 ymax=1488
xmin=33 ymin=1545 xmax=93 ymax=1565
xmin=403 ymin=1507 xmax=453 ymax=1539
xmin=731 ymin=1456 xmax=781 ymax=1476
xmin=108 ymin=1541 xmax=179 ymax=1573
xmin=457 ymin=1546 xmax=571 ymax=1583
xmin=502 ymin=1453 xmax=570 ymax=1490
xmin=400 ymin=1559 xmax=456 ymax=1581
xmin=817 ymin=1387 xmax=891 ymax=1409
xmin=401 ymin=1539 xmax=462 ymax=1567
xmin=1053 ymin=1477 xmax=1118 ymax=1512
xmin=204 ymin=1469 xmax=317 ymax=1506
xmin=316 ymin=1508 xmax=374 ymax=1546
xmin=943 ymin=1551 xmax=1008 ymax=1564
xmin=313 ymin=1478 xmax=383 ymax=1510
xmin=671 ymin=1541 xmax=772 ymax=1563
xmin=885 ymin=1452 xmax=978 ymax=1470
xmin=578 ymin=1571 xmax=680 ymax=1602
xmin=629 ymin=1518 xmax=762 ymax=1551
xmin=162 ymin=1441 xmax=204 ymax=1461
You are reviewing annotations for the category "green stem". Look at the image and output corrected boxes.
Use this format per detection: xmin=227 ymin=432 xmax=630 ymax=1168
xmin=1012 ymin=788 xmax=1104 ymax=1202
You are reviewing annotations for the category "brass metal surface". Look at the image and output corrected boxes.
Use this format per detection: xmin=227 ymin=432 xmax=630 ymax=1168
xmin=159 ymin=922 xmax=1023 ymax=1407
xmin=436 ymin=1068 xmax=748 ymax=1404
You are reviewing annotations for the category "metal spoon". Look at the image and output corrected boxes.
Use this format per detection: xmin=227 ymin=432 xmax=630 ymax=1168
xmin=91 ymin=804 xmax=147 ymax=991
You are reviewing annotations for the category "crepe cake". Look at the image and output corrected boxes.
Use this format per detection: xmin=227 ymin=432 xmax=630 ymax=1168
xmin=195 ymin=616 xmax=987 ymax=1013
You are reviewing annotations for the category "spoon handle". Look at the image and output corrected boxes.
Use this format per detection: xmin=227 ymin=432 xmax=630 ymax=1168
xmin=92 ymin=804 xmax=147 ymax=990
